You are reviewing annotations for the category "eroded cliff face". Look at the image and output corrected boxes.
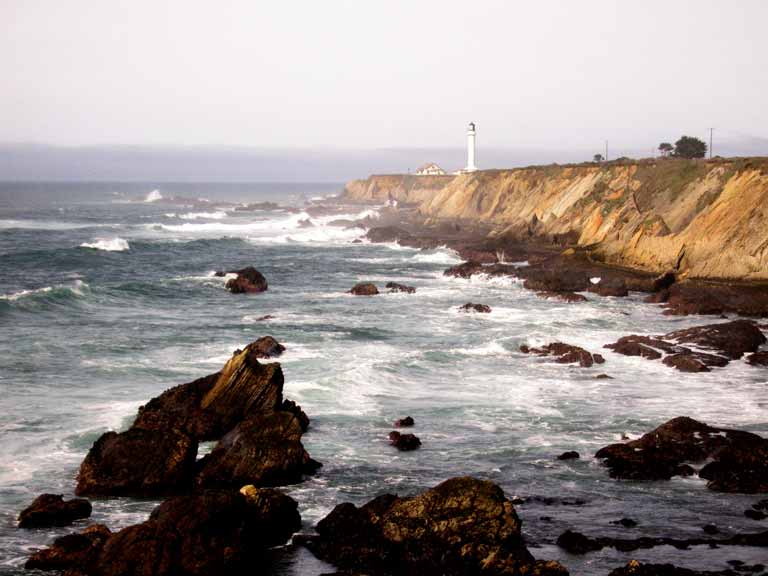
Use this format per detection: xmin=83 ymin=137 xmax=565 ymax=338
xmin=343 ymin=159 xmax=768 ymax=281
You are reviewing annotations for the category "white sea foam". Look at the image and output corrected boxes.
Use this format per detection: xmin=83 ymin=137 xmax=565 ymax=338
xmin=410 ymin=250 xmax=462 ymax=264
xmin=178 ymin=211 xmax=227 ymax=220
xmin=80 ymin=237 xmax=130 ymax=251
xmin=0 ymin=279 xmax=89 ymax=301
xmin=0 ymin=219 xmax=112 ymax=231
xmin=144 ymin=189 xmax=163 ymax=202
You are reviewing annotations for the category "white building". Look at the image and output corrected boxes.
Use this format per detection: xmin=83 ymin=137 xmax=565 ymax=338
xmin=415 ymin=162 xmax=446 ymax=176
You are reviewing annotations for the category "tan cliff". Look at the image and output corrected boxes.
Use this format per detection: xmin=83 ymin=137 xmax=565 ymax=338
xmin=342 ymin=159 xmax=768 ymax=281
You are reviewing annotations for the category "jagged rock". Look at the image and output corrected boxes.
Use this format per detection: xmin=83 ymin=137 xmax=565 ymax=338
xmin=660 ymin=282 xmax=768 ymax=316
xmin=747 ymin=351 xmax=768 ymax=366
xmin=25 ymin=524 xmax=111 ymax=572
xmin=388 ymin=431 xmax=421 ymax=451
xmin=459 ymin=302 xmax=491 ymax=313
xmin=444 ymin=261 xmax=484 ymax=278
xmin=394 ymin=416 xmax=414 ymax=427
xmin=76 ymin=427 xmax=198 ymax=497
xmin=703 ymin=524 xmax=719 ymax=535
xmin=18 ymin=494 xmax=91 ymax=529
xmin=250 ymin=335 xmax=286 ymax=358
xmin=604 ymin=320 xmax=765 ymax=372
xmin=196 ymin=411 xmax=320 ymax=488
xmin=536 ymin=291 xmax=588 ymax=303
xmin=522 ymin=269 xmax=590 ymax=293
xmin=366 ymin=226 xmax=412 ymax=243
xmin=521 ymin=342 xmax=605 ymax=368
xmin=218 ymin=266 xmax=268 ymax=294
xmin=281 ymin=399 xmax=310 ymax=432
xmin=91 ymin=490 xmax=300 ymax=576
xmin=557 ymin=451 xmax=580 ymax=460
xmin=386 ymin=282 xmax=416 ymax=293
xmin=595 ymin=416 xmax=768 ymax=492
xmin=296 ymin=476 xmax=567 ymax=576
xmin=350 ymin=282 xmax=379 ymax=296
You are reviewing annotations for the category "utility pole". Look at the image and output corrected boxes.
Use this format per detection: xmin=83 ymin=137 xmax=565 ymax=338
xmin=709 ymin=128 xmax=714 ymax=159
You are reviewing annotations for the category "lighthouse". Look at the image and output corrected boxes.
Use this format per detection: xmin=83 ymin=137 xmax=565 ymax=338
xmin=465 ymin=122 xmax=478 ymax=172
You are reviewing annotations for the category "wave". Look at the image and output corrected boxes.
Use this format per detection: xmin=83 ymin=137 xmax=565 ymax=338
xmin=80 ymin=237 xmax=130 ymax=252
xmin=0 ymin=219 xmax=113 ymax=231
xmin=178 ymin=211 xmax=227 ymax=220
xmin=0 ymin=279 xmax=89 ymax=302
xmin=410 ymin=250 xmax=462 ymax=264
xmin=144 ymin=189 xmax=163 ymax=203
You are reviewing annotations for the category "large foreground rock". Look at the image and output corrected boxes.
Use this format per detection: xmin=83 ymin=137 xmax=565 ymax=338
xmin=595 ymin=416 xmax=768 ymax=492
xmin=217 ymin=266 xmax=268 ymax=294
xmin=297 ymin=476 xmax=568 ymax=575
xmin=18 ymin=494 xmax=91 ymax=528
xmin=196 ymin=411 xmax=320 ymax=488
xmin=27 ymin=489 xmax=300 ymax=575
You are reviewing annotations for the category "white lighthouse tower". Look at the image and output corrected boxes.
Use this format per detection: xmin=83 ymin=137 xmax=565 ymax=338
xmin=464 ymin=122 xmax=478 ymax=172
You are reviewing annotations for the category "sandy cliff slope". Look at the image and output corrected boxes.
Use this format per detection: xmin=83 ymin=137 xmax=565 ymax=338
xmin=342 ymin=159 xmax=768 ymax=281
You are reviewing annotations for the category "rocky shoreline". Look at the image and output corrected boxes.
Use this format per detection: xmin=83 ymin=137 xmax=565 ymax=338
xmin=15 ymin=195 xmax=768 ymax=575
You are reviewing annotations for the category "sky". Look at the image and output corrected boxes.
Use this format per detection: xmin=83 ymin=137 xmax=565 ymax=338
xmin=1 ymin=0 xmax=767 ymax=179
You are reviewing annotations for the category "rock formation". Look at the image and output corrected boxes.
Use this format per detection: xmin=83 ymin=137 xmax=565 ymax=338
xmin=350 ymin=282 xmax=379 ymax=296
xmin=521 ymin=343 xmax=605 ymax=368
xmin=18 ymin=494 xmax=91 ymax=529
xmin=216 ymin=267 xmax=268 ymax=294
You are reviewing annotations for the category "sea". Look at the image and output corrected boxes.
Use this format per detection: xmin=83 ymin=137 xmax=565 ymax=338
xmin=0 ymin=181 xmax=766 ymax=575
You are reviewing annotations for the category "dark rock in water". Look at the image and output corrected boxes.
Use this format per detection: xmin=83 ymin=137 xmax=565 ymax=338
xmin=196 ymin=411 xmax=320 ymax=488
xmin=351 ymin=238 xmax=363 ymax=244
xmin=557 ymin=451 xmax=580 ymax=461
xmin=604 ymin=320 xmax=765 ymax=372
xmin=610 ymin=518 xmax=638 ymax=528
xmin=350 ymin=282 xmax=379 ymax=296
xmin=588 ymin=278 xmax=629 ymax=297
xmin=253 ymin=314 xmax=275 ymax=321
xmin=444 ymin=261 xmax=484 ymax=278
xmin=559 ymin=527 xmax=768 ymax=555
xmin=703 ymin=524 xmax=719 ymax=535
xmin=219 ymin=266 xmax=268 ymax=294
xmin=609 ymin=560 xmax=763 ymax=575
xmin=250 ymin=335 xmax=286 ymax=358
xmin=536 ymin=290 xmax=588 ymax=303
xmin=18 ymin=494 xmax=92 ymax=529
xmin=747 ymin=351 xmax=768 ymax=366
xmin=521 ymin=342 xmax=604 ymax=368
xmin=595 ymin=373 xmax=613 ymax=379
xmin=595 ymin=416 xmax=768 ymax=492
xmin=388 ymin=431 xmax=421 ymax=451
xmin=386 ymin=281 xmax=416 ymax=293
xmin=92 ymin=489 xmax=299 ymax=576
xmin=366 ymin=226 xmax=412 ymax=243
xmin=455 ymin=247 xmax=498 ymax=264
xmin=659 ymin=281 xmax=768 ymax=316
xmin=394 ymin=416 xmax=415 ymax=427
xmin=296 ymin=476 xmax=567 ymax=576
xmin=522 ymin=269 xmax=590 ymax=293
xmin=459 ymin=302 xmax=491 ymax=313
xmin=653 ymin=271 xmax=677 ymax=292
xmin=281 ymin=398 xmax=310 ymax=432
xmin=76 ymin=427 xmax=198 ymax=497
xmin=754 ymin=499 xmax=768 ymax=511
xmin=744 ymin=508 xmax=766 ymax=520
xmin=25 ymin=523 xmax=111 ymax=572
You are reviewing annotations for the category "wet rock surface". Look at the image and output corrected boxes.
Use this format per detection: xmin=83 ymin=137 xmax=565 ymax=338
xmin=609 ymin=560 xmax=766 ymax=576
xmin=595 ymin=416 xmax=768 ymax=492
xmin=249 ymin=335 xmax=286 ymax=358
xmin=216 ymin=266 xmax=268 ymax=294
xmin=18 ymin=494 xmax=91 ymax=529
xmin=557 ymin=451 xmax=580 ymax=460
xmin=394 ymin=416 xmax=414 ymax=427
xmin=605 ymin=320 xmax=766 ymax=372
xmin=296 ymin=476 xmax=567 ymax=576
xmin=25 ymin=523 xmax=111 ymax=572
xmin=521 ymin=343 xmax=605 ymax=368
xmin=536 ymin=290 xmax=588 ymax=303
xmin=459 ymin=302 xmax=491 ymax=313
xmin=386 ymin=281 xmax=416 ymax=293
xmin=388 ymin=431 xmax=421 ymax=451
xmin=350 ymin=282 xmax=379 ymax=295
xmin=653 ymin=281 xmax=768 ymax=316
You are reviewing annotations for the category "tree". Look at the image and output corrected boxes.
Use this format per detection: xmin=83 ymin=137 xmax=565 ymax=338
xmin=593 ymin=154 xmax=604 ymax=163
xmin=658 ymin=142 xmax=674 ymax=157
xmin=674 ymin=136 xmax=707 ymax=159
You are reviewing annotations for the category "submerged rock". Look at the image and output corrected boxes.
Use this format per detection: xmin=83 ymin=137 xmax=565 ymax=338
xmin=443 ymin=261 xmax=484 ymax=278
xmin=386 ymin=281 xmax=416 ymax=293
xmin=218 ymin=266 xmax=268 ymax=294
xmin=18 ymin=494 xmax=91 ymax=529
xmin=297 ymin=476 xmax=567 ymax=575
xmin=521 ymin=342 xmax=605 ymax=368
xmin=196 ymin=411 xmax=320 ymax=488
xmin=25 ymin=523 xmax=111 ymax=572
xmin=388 ymin=431 xmax=421 ymax=451
xmin=536 ymin=291 xmax=588 ymax=303
xmin=394 ymin=416 xmax=415 ymax=427
xmin=595 ymin=416 xmax=768 ymax=492
xmin=459 ymin=302 xmax=491 ymax=313
xmin=350 ymin=282 xmax=379 ymax=296
xmin=557 ymin=451 xmax=580 ymax=461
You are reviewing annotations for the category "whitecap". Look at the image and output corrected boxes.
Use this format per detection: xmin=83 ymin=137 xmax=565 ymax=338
xmin=80 ymin=237 xmax=130 ymax=252
xmin=178 ymin=211 xmax=228 ymax=220
xmin=144 ymin=189 xmax=163 ymax=202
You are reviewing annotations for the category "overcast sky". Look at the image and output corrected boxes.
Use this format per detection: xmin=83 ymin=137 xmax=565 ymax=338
xmin=1 ymin=0 xmax=766 ymax=152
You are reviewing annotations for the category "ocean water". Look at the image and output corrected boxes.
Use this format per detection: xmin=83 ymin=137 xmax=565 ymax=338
xmin=0 ymin=182 xmax=766 ymax=575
